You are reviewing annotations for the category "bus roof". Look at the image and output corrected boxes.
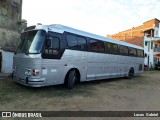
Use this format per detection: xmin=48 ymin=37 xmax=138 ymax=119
xmin=28 ymin=24 xmax=144 ymax=50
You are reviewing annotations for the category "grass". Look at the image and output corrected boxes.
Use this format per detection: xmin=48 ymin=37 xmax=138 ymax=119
xmin=144 ymin=69 xmax=159 ymax=74
xmin=93 ymin=71 xmax=157 ymax=89
xmin=0 ymin=78 xmax=95 ymax=105
xmin=0 ymin=70 xmax=159 ymax=106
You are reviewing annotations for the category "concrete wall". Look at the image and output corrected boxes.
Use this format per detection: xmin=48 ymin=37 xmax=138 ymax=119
xmin=0 ymin=28 xmax=20 ymax=47
xmin=0 ymin=0 xmax=26 ymax=48
xmin=0 ymin=0 xmax=22 ymax=30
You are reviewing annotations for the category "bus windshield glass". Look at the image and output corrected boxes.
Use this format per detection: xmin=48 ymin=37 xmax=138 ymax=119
xmin=16 ymin=30 xmax=46 ymax=54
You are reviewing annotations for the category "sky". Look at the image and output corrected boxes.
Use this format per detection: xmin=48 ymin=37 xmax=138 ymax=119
xmin=22 ymin=0 xmax=160 ymax=36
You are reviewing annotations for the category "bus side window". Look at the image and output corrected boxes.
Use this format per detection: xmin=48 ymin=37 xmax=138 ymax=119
xmin=89 ymin=39 xmax=104 ymax=53
xmin=133 ymin=49 xmax=137 ymax=56
xmin=137 ymin=50 xmax=144 ymax=58
xmin=119 ymin=45 xmax=128 ymax=55
xmin=45 ymin=37 xmax=60 ymax=55
xmin=111 ymin=43 xmax=119 ymax=54
xmin=106 ymin=42 xmax=111 ymax=53
xmin=66 ymin=34 xmax=78 ymax=49
xmin=141 ymin=50 xmax=144 ymax=57
xmin=129 ymin=47 xmax=137 ymax=57
xmin=77 ymin=37 xmax=87 ymax=50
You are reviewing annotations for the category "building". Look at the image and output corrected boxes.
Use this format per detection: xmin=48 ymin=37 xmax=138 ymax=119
xmin=0 ymin=0 xmax=27 ymax=73
xmin=107 ymin=18 xmax=160 ymax=69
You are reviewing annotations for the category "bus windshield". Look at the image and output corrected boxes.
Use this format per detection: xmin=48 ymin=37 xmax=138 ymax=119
xmin=16 ymin=30 xmax=46 ymax=54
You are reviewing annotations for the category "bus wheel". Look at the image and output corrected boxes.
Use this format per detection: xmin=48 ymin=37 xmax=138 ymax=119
xmin=127 ymin=68 xmax=134 ymax=79
xmin=67 ymin=70 xmax=77 ymax=89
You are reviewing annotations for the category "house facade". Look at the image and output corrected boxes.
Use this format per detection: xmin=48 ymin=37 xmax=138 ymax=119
xmin=107 ymin=18 xmax=160 ymax=69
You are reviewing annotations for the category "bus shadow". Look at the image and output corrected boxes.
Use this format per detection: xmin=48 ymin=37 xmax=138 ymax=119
xmin=12 ymin=76 xmax=129 ymax=90
xmin=79 ymin=77 xmax=126 ymax=86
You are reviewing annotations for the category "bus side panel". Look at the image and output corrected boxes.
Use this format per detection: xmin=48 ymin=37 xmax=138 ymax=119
xmin=61 ymin=49 xmax=88 ymax=82
xmin=41 ymin=59 xmax=64 ymax=85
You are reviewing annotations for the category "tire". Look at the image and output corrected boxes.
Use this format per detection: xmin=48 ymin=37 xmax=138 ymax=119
xmin=67 ymin=70 xmax=77 ymax=89
xmin=127 ymin=68 xmax=134 ymax=79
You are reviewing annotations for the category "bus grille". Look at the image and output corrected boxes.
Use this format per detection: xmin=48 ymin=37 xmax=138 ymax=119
xmin=13 ymin=57 xmax=41 ymax=79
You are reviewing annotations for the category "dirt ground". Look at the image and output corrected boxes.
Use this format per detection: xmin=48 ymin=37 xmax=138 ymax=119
xmin=0 ymin=70 xmax=160 ymax=120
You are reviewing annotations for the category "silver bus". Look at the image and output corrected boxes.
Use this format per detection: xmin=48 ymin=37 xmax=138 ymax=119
xmin=12 ymin=24 xmax=144 ymax=88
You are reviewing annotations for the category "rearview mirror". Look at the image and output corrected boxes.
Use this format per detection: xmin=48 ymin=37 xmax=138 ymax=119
xmin=46 ymin=39 xmax=51 ymax=48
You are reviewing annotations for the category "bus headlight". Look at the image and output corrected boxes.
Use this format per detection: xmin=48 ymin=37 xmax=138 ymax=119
xmin=32 ymin=69 xmax=40 ymax=76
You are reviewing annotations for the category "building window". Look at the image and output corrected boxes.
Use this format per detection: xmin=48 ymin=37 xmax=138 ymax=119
xmin=148 ymin=42 xmax=150 ymax=52
xmin=151 ymin=42 xmax=153 ymax=49
xmin=145 ymin=41 xmax=148 ymax=46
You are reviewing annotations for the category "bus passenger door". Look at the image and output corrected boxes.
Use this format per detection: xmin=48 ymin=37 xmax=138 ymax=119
xmin=42 ymin=32 xmax=64 ymax=85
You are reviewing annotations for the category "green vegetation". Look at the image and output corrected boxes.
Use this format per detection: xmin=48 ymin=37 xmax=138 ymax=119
xmin=0 ymin=71 xmax=160 ymax=105
xmin=0 ymin=78 xmax=95 ymax=105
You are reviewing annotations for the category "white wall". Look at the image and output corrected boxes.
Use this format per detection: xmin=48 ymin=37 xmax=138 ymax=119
xmin=144 ymin=26 xmax=160 ymax=68
xmin=0 ymin=49 xmax=14 ymax=73
xmin=154 ymin=27 xmax=159 ymax=38
xmin=144 ymin=37 xmax=154 ymax=68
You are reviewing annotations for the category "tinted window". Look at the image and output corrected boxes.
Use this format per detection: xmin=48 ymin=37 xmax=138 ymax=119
xmin=134 ymin=49 xmax=137 ymax=56
xmin=112 ymin=43 xmax=119 ymax=54
xmin=45 ymin=37 xmax=60 ymax=55
xmin=66 ymin=34 xmax=77 ymax=47
xmin=141 ymin=50 xmax=144 ymax=57
xmin=137 ymin=50 xmax=144 ymax=57
xmin=119 ymin=45 xmax=128 ymax=55
xmin=106 ymin=42 xmax=119 ymax=54
xmin=90 ymin=39 xmax=104 ymax=52
xmin=77 ymin=37 xmax=87 ymax=50
xmin=129 ymin=48 xmax=137 ymax=56
xmin=106 ymin=42 xmax=111 ymax=53
xmin=49 ymin=37 xmax=59 ymax=49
